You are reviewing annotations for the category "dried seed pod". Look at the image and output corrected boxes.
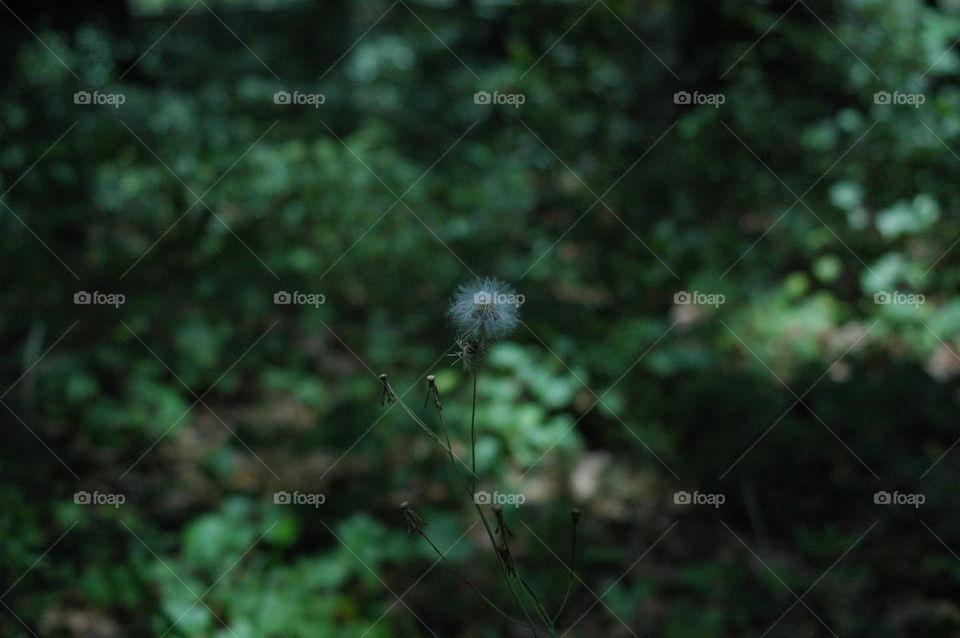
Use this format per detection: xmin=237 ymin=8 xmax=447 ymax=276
xmin=492 ymin=503 xmax=514 ymax=539
xmin=495 ymin=537 xmax=517 ymax=576
xmin=424 ymin=374 xmax=442 ymax=410
xmin=400 ymin=501 xmax=425 ymax=537
xmin=378 ymin=374 xmax=397 ymax=406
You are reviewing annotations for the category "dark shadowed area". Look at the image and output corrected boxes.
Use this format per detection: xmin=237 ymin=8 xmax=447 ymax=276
xmin=2 ymin=0 xmax=960 ymax=636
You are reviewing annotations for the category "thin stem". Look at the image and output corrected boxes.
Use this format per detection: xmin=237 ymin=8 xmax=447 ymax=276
xmin=482 ymin=505 xmax=544 ymax=636
xmin=470 ymin=363 xmax=479 ymax=493
xmin=433 ymin=388 xmax=545 ymax=636
xmin=393 ymin=394 xmax=476 ymax=480
xmin=506 ymin=573 xmax=542 ymax=638
xmin=516 ymin=573 xmax=556 ymax=636
xmin=436 ymin=407 xmax=475 ymax=500
xmin=466 ymin=410 xmax=555 ymax=633
xmin=552 ymin=529 xmax=577 ymax=623
xmin=417 ymin=530 xmax=527 ymax=627
xmin=426 ymin=369 xmax=556 ymax=637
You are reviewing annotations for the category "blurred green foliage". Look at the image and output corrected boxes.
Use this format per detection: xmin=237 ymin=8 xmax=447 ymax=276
xmin=4 ymin=0 xmax=960 ymax=635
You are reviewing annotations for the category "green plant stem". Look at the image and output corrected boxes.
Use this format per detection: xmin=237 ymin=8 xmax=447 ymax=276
xmin=469 ymin=362 xmax=555 ymax=635
xmin=411 ymin=395 xmax=537 ymax=636
xmin=393 ymin=395 xmax=475 ymax=479
xmin=435 ymin=386 xmax=551 ymax=636
xmin=506 ymin=573 xmax=542 ymax=638
xmin=466 ymin=369 xmax=556 ymax=637
xmin=436 ymin=408 xmax=479 ymax=498
xmin=519 ymin=574 xmax=554 ymax=632
xmin=551 ymin=533 xmax=577 ymax=623
xmin=420 ymin=370 xmax=556 ymax=637
xmin=470 ymin=363 xmax=479 ymax=493
xmin=417 ymin=530 xmax=528 ymax=627
xmin=515 ymin=573 xmax=556 ymax=636
xmin=476 ymin=502 xmax=545 ymax=636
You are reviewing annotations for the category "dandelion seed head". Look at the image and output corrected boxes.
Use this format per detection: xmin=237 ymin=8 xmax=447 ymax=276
xmin=447 ymin=277 xmax=521 ymax=343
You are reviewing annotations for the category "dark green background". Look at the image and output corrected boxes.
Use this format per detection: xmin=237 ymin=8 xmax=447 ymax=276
xmin=2 ymin=0 xmax=959 ymax=635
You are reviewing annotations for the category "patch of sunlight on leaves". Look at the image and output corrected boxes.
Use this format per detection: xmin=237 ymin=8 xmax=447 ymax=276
xmin=475 ymin=436 xmax=503 ymax=474
xmin=162 ymin=594 xmax=211 ymax=636
xmin=832 ymin=171 xmax=866 ymax=210
xmin=876 ymin=194 xmax=940 ymax=239
xmin=442 ymin=343 xmax=586 ymax=471
xmin=813 ymin=254 xmax=843 ymax=283
xmin=183 ymin=497 xmax=257 ymax=570
xmin=220 ymin=564 xmax=351 ymax=637
xmin=735 ymin=290 xmax=842 ymax=370
xmin=487 ymin=342 xmax=583 ymax=408
xmin=264 ymin=512 xmax=299 ymax=548
xmin=861 ymin=251 xmax=927 ymax=293
xmin=263 ymin=368 xmax=329 ymax=409
xmin=65 ymin=369 xmax=99 ymax=402
xmin=128 ymin=377 xmax=191 ymax=436
xmin=333 ymin=513 xmax=408 ymax=587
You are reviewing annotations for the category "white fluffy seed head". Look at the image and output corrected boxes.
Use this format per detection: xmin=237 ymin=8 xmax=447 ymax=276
xmin=447 ymin=277 xmax=521 ymax=343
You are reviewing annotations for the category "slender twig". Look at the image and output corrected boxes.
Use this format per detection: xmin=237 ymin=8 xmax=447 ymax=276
xmin=517 ymin=573 xmax=554 ymax=635
xmin=414 ymin=520 xmax=528 ymax=626
xmin=462 ymin=364 xmax=556 ymax=636
xmin=391 ymin=361 xmax=559 ymax=636
xmin=432 ymin=375 xmax=553 ymax=636
xmin=552 ymin=509 xmax=580 ymax=622
xmin=494 ymin=509 xmax=556 ymax=634
xmin=385 ymin=280 xmax=563 ymax=636
xmin=382 ymin=374 xmax=476 ymax=480
xmin=470 ymin=364 xmax=479 ymax=493
xmin=435 ymin=391 xmax=475 ymax=498
xmin=396 ymin=375 xmax=542 ymax=636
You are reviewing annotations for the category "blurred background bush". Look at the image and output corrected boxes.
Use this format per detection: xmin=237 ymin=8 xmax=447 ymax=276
xmin=3 ymin=0 xmax=960 ymax=635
